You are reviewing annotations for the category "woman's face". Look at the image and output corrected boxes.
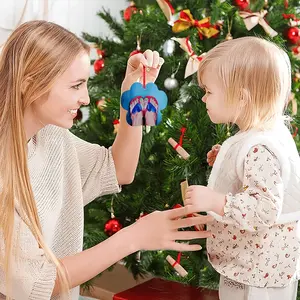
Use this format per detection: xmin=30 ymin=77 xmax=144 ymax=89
xmin=31 ymin=52 xmax=91 ymax=129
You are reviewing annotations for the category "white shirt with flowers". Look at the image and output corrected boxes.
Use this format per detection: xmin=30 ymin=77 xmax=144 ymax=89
xmin=207 ymin=142 xmax=300 ymax=287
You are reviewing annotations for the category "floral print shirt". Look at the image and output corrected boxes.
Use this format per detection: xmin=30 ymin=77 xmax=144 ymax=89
xmin=207 ymin=145 xmax=300 ymax=287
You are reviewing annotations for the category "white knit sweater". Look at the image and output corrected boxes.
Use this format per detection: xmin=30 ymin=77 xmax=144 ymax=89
xmin=0 ymin=125 xmax=121 ymax=299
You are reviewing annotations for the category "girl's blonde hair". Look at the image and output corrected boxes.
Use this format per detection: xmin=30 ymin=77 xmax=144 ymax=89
xmin=198 ymin=36 xmax=292 ymax=131
xmin=0 ymin=20 xmax=90 ymax=298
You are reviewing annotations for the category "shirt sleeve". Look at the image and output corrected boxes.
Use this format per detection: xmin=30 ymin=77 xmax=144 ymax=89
xmin=0 ymin=210 xmax=57 ymax=300
xmin=219 ymin=144 xmax=284 ymax=231
xmin=68 ymin=131 xmax=121 ymax=206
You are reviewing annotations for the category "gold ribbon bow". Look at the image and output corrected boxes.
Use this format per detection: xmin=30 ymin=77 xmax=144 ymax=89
xmin=172 ymin=10 xmax=219 ymax=39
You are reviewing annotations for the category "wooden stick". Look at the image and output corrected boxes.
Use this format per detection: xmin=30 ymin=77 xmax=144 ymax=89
xmin=181 ymin=180 xmax=204 ymax=231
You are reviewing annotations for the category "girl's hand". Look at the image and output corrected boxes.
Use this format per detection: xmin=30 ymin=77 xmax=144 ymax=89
xmin=185 ymin=185 xmax=226 ymax=216
xmin=207 ymin=144 xmax=221 ymax=166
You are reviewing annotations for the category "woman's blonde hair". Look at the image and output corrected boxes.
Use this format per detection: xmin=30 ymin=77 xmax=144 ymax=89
xmin=198 ymin=36 xmax=292 ymax=131
xmin=0 ymin=20 xmax=90 ymax=298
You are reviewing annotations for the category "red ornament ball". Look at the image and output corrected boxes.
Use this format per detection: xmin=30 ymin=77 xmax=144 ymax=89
xmin=104 ymin=218 xmax=123 ymax=236
xmin=124 ymin=2 xmax=138 ymax=22
xmin=94 ymin=58 xmax=105 ymax=74
xmin=286 ymin=27 xmax=300 ymax=45
xmin=235 ymin=0 xmax=249 ymax=10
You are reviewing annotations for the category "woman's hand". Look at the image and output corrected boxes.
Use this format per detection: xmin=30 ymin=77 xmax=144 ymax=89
xmin=121 ymin=50 xmax=164 ymax=93
xmin=128 ymin=205 xmax=213 ymax=252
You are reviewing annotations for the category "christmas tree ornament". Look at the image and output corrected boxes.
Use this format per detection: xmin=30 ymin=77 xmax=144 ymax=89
xmin=121 ymin=66 xmax=168 ymax=126
xmin=113 ymin=119 xmax=120 ymax=134
xmin=104 ymin=218 xmax=123 ymax=236
xmin=239 ymin=10 xmax=278 ymax=37
xmin=172 ymin=37 xmax=205 ymax=78
xmin=156 ymin=0 xmax=178 ymax=26
xmin=172 ymin=11 xmax=219 ymax=40
xmin=224 ymin=18 xmax=233 ymax=41
xmin=162 ymin=39 xmax=176 ymax=56
xmin=164 ymin=60 xmax=180 ymax=90
xmin=94 ymin=58 xmax=105 ymax=74
xmin=235 ymin=0 xmax=249 ymax=10
xmin=104 ymin=198 xmax=123 ymax=236
xmin=225 ymin=33 xmax=233 ymax=40
xmin=168 ymin=127 xmax=190 ymax=160
xmin=124 ymin=1 xmax=138 ymax=22
xmin=95 ymin=96 xmax=107 ymax=111
xmin=286 ymin=27 xmax=300 ymax=44
xmin=164 ymin=74 xmax=178 ymax=90
xmin=166 ymin=254 xmax=188 ymax=277
xmin=130 ymin=35 xmax=142 ymax=57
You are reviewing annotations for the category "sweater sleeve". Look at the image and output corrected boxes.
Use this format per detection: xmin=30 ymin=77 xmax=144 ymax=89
xmin=68 ymin=131 xmax=121 ymax=205
xmin=217 ymin=144 xmax=284 ymax=231
xmin=0 ymin=210 xmax=57 ymax=300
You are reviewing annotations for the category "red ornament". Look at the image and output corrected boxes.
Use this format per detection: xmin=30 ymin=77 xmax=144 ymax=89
xmin=94 ymin=58 xmax=105 ymax=74
xmin=286 ymin=27 xmax=300 ymax=44
xmin=97 ymin=49 xmax=106 ymax=58
xmin=124 ymin=1 xmax=138 ymax=22
xmin=104 ymin=218 xmax=123 ymax=236
xmin=235 ymin=0 xmax=249 ymax=10
xmin=74 ymin=108 xmax=82 ymax=122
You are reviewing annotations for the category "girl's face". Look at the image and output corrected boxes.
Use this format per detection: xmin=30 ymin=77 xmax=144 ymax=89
xmin=200 ymin=66 xmax=236 ymax=125
xmin=30 ymin=52 xmax=91 ymax=130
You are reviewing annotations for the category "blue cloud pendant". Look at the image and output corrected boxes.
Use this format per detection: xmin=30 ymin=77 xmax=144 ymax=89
xmin=121 ymin=82 xmax=168 ymax=126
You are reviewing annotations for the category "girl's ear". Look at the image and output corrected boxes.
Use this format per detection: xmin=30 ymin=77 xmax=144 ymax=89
xmin=239 ymin=88 xmax=251 ymax=108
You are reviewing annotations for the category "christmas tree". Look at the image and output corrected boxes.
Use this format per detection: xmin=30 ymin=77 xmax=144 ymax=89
xmin=73 ymin=0 xmax=300 ymax=291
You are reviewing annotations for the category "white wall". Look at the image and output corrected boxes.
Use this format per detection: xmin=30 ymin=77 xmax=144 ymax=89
xmin=0 ymin=0 xmax=128 ymax=46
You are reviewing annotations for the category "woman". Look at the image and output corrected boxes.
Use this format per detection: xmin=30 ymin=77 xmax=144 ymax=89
xmin=0 ymin=20 xmax=212 ymax=299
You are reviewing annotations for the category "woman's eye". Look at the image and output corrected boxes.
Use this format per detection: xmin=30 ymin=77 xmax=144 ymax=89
xmin=72 ymin=83 xmax=82 ymax=90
